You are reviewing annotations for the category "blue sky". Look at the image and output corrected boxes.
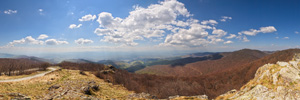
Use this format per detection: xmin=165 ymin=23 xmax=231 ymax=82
xmin=0 ymin=0 xmax=300 ymax=56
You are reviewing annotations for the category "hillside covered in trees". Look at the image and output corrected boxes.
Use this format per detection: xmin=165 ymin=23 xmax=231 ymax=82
xmin=58 ymin=49 xmax=300 ymax=99
xmin=0 ymin=58 xmax=50 ymax=76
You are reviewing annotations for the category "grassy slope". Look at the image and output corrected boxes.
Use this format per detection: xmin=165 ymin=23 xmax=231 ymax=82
xmin=0 ymin=69 xmax=133 ymax=99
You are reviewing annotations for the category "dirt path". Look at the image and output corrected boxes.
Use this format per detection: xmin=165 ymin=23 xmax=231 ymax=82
xmin=0 ymin=67 xmax=58 ymax=83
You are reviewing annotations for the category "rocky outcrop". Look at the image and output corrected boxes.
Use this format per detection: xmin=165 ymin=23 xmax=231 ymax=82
xmin=217 ymin=53 xmax=300 ymax=100
xmin=44 ymin=80 xmax=101 ymax=100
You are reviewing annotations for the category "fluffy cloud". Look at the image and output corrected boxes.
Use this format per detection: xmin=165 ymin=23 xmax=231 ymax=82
xmin=201 ymin=20 xmax=218 ymax=25
xmin=92 ymin=0 xmax=238 ymax=47
xmin=220 ymin=16 xmax=232 ymax=22
xmin=6 ymin=35 xmax=69 ymax=47
xmin=162 ymin=23 xmax=212 ymax=46
xmin=37 ymin=34 xmax=48 ymax=39
xmin=226 ymin=34 xmax=236 ymax=39
xmin=238 ymin=26 xmax=277 ymax=36
xmin=212 ymin=29 xmax=227 ymax=37
xmin=9 ymin=39 xmax=25 ymax=46
xmin=79 ymin=14 xmax=97 ymax=21
xmin=75 ymin=38 xmax=94 ymax=44
xmin=4 ymin=9 xmax=17 ymax=14
xmin=238 ymin=29 xmax=260 ymax=36
xmin=9 ymin=36 xmax=44 ymax=46
xmin=95 ymin=0 xmax=191 ymax=46
xmin=224 ymin=40 xmax=233 ymax=44
xmin=24 ymin=36 xmax=44 ymax=44
xmin=69 ymin=24 xmax=82 ymax=29
xmin=45 ymin=39 xmax=68 ymax=45
xmin=162 ymin=22 xmax=230 ymax=46
xmin=237 ymin=26 xmax=277 ymax=42
xmin=259 ymin=26 xmax=277 ymax=33
xmin=295 ymin=31 xmax=299 ymax=34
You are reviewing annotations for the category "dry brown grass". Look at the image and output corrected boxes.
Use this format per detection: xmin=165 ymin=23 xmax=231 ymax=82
xmin=0 ymin=68 xmax=134 ymax=99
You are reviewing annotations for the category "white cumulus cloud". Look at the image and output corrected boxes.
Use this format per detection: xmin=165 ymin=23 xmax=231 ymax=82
xmin=37 ymin=34 xmax=49 ymax=40
xmin=226 ymin=34 xmax=236 ymax=39
xmin=259 ymin=26 xmax=277 ymax=33
xmin=224 ymin=40 xmax=233 ymax=44
xmin=9 ymin=39 xmax=25 ymax=46
xmin=92 ymin=0 xmax=235 ymax=47
xmin=238 ymin=26 xmax=277 ymax=36
xmin=237 ymin=26 xmax=277 ymax=42
xmin=69 ymin=24 xmax=82 ymax=29
xmin=94 ymin=0 xmax=192 ymax=46
xmin=212 ymin=29 xmax=227 ymax=37
xmin=45 ymin=39 xmax=69 ymax=45
xmin=162 ymin=23 xmax=211 ymax=46
xmin=75 ymin=38 xmax=94 ymax=44
xmin=9 ymin=36 xmax=44 ymax=46
xmin=79 ymin=14 xmax=97 ymax=21
xmin=6 ymin=35 xmax=69 ymax=47
xmin=201 ymin=20 xmax=218 ymax=25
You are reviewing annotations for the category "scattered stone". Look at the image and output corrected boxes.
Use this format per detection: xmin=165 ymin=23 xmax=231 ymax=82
xmin=106 ymin=79 xmax=111 ymax=83
xmin=81 ymin=84 xmax=100 ymax=95
xmin=5 ymin=93 xmax=31 ymax=100
xmin=108 ymin=65 xmax=116 ymax=71
xmin=48 ymin=85 xmax=60 ymax=90
xmin=47 ymin=81 xmax=52 ymax=85
xmin=88 ymin=81 xmax=96 ymax=84
xmin=91 ymin=85 xmax=100 ymax=91
xmin=80 ymin=71 xmax=87 ymax=75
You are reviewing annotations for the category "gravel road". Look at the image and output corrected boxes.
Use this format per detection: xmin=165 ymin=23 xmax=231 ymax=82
xmin=0 ymin=67 xmax=58 ymax=83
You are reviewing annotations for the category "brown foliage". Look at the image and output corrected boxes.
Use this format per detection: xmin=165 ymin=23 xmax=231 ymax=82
xmin=58 ymin=61 xmax=105 ymax=71
xmin=59 ymin=49 xmax=300 ymax=99
xmin=137 ymin=49 xmax=268 ymax=76
xmin=0 ymin=58 xmax=50 ymax=76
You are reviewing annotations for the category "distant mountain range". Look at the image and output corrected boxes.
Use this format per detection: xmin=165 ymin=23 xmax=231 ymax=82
xmin=136 ymin=49 xmax=267 ymax=76
xmin=0 ymin=50 xmax=275 ymax=74
xmin=0 ymin=53 xmax=16 ymax=58
xmin=0 ymin=53 xmax=58 ymax=64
